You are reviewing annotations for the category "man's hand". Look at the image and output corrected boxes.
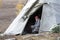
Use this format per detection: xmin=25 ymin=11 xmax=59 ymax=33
xmin=31 ymin=25 xmax=35 ymax=28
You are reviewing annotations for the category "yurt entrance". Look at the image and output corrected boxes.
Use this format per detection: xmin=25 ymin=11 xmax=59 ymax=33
xmin=22 ymin=5 xmax=43 ymax=34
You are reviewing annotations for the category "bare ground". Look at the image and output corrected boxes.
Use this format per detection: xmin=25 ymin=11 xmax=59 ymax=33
xmin=0 ymin=0 xmax=27 ymax=33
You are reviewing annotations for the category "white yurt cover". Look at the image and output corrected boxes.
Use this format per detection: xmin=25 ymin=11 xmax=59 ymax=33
xmin=40 ymin=0 xmax=60 ymax=32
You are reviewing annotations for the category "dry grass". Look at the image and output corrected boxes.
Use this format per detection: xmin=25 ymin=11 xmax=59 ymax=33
xmin=14 ymin=33 xmax=60 ymax=40
xmin=0 ymin=33 xmax=60 ymax=40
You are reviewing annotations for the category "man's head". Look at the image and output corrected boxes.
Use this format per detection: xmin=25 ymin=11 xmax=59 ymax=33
xmin=35 ymin=16 xmax=39 ymax=21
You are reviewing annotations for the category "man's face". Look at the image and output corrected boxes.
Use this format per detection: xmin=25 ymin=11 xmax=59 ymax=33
xmin=35 ymin=16 xmax=39 ymax=21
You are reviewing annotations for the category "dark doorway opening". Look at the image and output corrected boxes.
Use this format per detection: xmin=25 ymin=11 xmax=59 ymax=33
xmin=22 ymin=5 xmax=43 ymax=35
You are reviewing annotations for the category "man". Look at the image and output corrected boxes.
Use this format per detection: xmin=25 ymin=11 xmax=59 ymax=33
xmin=31 ymin=16 xmax=40 ymax=33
